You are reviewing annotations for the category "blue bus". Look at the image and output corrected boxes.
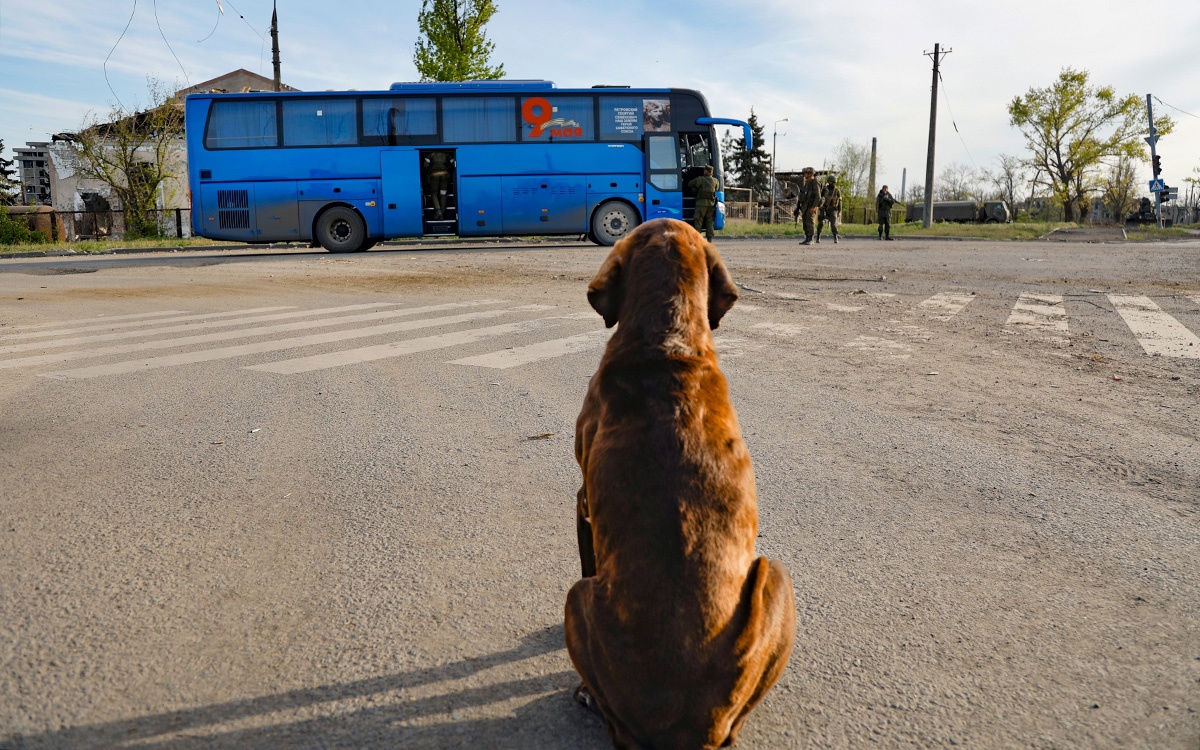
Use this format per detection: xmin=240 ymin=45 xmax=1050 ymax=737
xmin=184 ymin=80 xmax=751 ymax=251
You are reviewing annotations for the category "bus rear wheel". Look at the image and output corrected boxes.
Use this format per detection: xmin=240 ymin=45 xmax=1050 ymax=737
xmin=316 ymin=206 xmax=367 ymax=253
xmin=592 ymin=201 xmax=639 ymax=246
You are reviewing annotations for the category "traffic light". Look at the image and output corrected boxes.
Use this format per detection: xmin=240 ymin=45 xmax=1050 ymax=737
xmin=1152 ymin=154 xmax=1162 ymax=178
xmin=1160 ymin=185 xmax=1172 ymax=202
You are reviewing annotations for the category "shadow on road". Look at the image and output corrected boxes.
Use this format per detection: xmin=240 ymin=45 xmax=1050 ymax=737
xmin=1 ymin=624 xmax=604 ymax=749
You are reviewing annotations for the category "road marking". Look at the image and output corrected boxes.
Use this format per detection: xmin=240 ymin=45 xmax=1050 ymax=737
xmin=752 ymin=322 xmax=810 ymax=338
xmin=1189 ymin=294 xmax=1200 ymax=307
xmin=0 ymin=307 xmax=296 ymax=341
xmin=0 ymin=301 xmax=504 ymax=371
xmin=1005 ymin=293 xmax=1068 ymax=338
xmin=40 ymin=307 xmax=518 ymax=380
xmin=2 ymin=310 xmax=191 ymax=332
xmin=825 ymin=303 xmax=865 ymax=312
xmin=843 ymin=335 xmax=912 ymax=359
xmin=450 ymin=329 xmax=610 ymax=369
xmin=0 ymin=303 xmax=406 ymax=355
xmin=1108 ymin=295 xmax=1200 ymax=359
xmin=915 ymin=292 xmax=975 ymax=321
xmin=250 ymin=317 xmax=572 ymax=374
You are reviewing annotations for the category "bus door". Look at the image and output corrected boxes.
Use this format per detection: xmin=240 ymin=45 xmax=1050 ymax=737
xmin=678 ymin=132 xmax=713 ymax=223
xmin=380 ymin=150 xmax=423 ymax=238
xmin=643 ymin=134 xmax=683 ymax=222
xmin=420 ymin=149 xmax=458 ymax=236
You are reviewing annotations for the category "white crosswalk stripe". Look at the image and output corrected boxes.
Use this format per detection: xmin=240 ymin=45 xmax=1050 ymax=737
xmin=1005 ymin=293 xmax=1068 ymax=338
xmin=250 ymin=317 xmax=579 ymax=375
xmin=2 ymin=310 xmax=191 ymax=332
xmin=40 ymin=306 xmax=520 ymax=380
xmin=915 ymin=292 xmax=975 ymax=321
xmin=0 ymin=300 xmax=503 ymax=371
xmin=0 ymin=303 xmax=400 ymax=355
xmin=1108 ymin=295 xmax=1200 ymax=359
xmin=450 ymin=329 xmax=611 ymax=370
xmin=0 ymin=307 xmax=293 ymax=342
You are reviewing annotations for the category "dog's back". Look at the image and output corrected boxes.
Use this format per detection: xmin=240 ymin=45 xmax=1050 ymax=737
xmin=566 ymin=219 xmax=796 ymax=749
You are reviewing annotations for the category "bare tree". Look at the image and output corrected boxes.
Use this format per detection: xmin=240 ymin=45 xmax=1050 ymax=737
xmin=935 ymin=161 xmax=977 ymax=201
xmin=831 ymin=139 xmax=872 ymax=197
xmin=986 ymin=154 xmax=1026 ymax=220
xmin=61 ymin=79 xmax=184 ymax=238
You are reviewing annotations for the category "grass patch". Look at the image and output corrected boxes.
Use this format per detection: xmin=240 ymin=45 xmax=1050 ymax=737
xmin=0 ymin=236 xmax=233 ymax=256
xmin=1123 ymin=225 xmax=1196 ymax=241
xmin=721 ymin=218 xmax=1079 ymax=241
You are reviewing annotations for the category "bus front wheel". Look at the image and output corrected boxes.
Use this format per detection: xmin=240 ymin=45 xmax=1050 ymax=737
xmin=316 ymin=206 xmax=367 ymax=253
xmin=592 ymin=201 xmax=639 ymax=246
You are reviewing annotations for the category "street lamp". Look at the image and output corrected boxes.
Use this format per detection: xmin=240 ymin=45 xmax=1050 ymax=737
xmin=770 ymin=118 xmax=788 ymax=224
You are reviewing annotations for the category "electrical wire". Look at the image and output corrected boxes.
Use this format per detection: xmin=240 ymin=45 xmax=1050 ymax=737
xmin=153 ymin=0 xmax=190 ymax=88
xmin=1152 ymin=96 xmax=1200 ymax=120
xmin=938 ymin=70 xmax=979 ymax=172
xmin=220 ymin=0 xmax=268 ymax=74
xmin=103 ymin=0 xmax=139 ymax=109
xmin=197 ymin=4 xmax=222 ymax=43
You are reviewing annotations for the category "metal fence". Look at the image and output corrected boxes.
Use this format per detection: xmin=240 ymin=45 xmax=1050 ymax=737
xmin=42 ymin=208 xmax=192 ymax=242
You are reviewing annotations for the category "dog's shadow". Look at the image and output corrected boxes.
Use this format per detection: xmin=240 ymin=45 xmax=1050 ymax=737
xmin=1 ymin=624 xmax=609 ymax=750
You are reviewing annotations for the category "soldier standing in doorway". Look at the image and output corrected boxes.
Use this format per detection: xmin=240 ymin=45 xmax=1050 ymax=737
xmin=818 ymin=174 xmax=841 ymax=244
xmin=424 ymin=151 xmax=453 ymax=220
xmin=876 ymin=185 xmax=896 ymax=240
xmin=793 ymin=167 xmax=823 ymax=245
xmin=688 ymin=165 xmax=720 ymax=241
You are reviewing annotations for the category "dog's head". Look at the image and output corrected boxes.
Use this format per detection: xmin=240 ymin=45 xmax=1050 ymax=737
xmin=587 ymin=218 xmax=738 ymax=331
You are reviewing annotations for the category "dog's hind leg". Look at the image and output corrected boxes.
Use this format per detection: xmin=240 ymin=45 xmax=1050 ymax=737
xmin=722 ymin=557 xmax=797 ymax=746
xmin=576 ymin=486 xmax=597 ymax=578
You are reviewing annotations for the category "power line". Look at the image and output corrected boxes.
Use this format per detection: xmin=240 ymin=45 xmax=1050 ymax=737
xmin=937 ymin=70 xmax=978 ymax=171
xmin=197 ymin=4 xmax=223 ymax=43
xmin=153 ymin=0 xmax=191 ymax=87
xmin=103 ymin=0 xmax=139 ymax=109
xmin=1153 ymin=95 xmax=1200 ymax=120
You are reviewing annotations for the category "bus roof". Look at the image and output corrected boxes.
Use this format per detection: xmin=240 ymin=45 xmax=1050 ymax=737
xmin=183 ymin=81 xmax=680 ymax=101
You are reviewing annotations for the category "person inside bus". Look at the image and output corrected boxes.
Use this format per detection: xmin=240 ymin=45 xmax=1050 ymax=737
xmin=424 ymin=151 xmax=454 ymax=220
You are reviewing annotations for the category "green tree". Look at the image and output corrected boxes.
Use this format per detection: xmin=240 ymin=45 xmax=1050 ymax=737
xmin=724 ymin=109 xmax=769 ymax=195
xmin=1102 ymin=154 xmax=1139 ymax=224
xmin=413 ymin=0 xmax=505 ymax=82
xmin=61 ymin=79 xmax=183 ymax=239
xmin=1007 ymin=68 xmax=1173 ymax=222
xmin=0 ymin=139 xmax=20 ymax=206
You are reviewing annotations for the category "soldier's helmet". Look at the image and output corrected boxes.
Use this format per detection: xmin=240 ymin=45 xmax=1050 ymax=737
xmin=802 ymin=166 xmax=815 ymax=174
xmin=826 ymin=175 xmax=836 ymax=183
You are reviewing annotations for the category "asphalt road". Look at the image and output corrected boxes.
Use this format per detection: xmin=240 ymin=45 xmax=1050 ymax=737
xmin=1 ymin=236 xmax=1198 ymax=749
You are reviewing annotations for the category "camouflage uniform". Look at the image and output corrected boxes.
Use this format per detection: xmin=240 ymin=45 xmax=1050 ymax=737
xmin=688 ymin=169 xmax=720 ymax=241
xmin=876 ymin=187 xmax=896 ymax=240
xmin=425 ymin=151 xmax=452 ymax=219
xmin=794 ymin=170 xmax=823 ymax=245
xmin=818 ymin=178 xmax=841 ymax=244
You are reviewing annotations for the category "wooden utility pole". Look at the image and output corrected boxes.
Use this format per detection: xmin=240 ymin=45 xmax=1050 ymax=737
xmin=868 ymin=137 xmax=877 ymax=199
xmin=922 ymin=43 xmax=951 ymax=228
xmin=271 ymin=1 xmax=282 ymax=92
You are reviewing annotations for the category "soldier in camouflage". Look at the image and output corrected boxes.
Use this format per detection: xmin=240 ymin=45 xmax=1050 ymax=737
xmin=688 ymin=165 xmax=720 ymax=241
xmin=425 ymin=151 xmax=453 ymax=220
xmin=876 ymin=185 xmax=896 ymax=240
xmin=817 ymin=175 xmax=841 ymax=244
xmin=793 ymin=167 xmax=823 ymax=245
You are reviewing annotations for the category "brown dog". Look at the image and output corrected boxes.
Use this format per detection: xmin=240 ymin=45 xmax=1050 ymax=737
xmin=565 ymin=219 xmax=796 ymax=749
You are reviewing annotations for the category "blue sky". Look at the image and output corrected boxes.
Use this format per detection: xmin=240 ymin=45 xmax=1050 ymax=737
xmin=2 ymin=0 xmax=1198 ymax=198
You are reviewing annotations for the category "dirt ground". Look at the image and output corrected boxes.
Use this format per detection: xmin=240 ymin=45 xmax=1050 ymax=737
xmin=0 ymin=236 xmax=1197 ymax=748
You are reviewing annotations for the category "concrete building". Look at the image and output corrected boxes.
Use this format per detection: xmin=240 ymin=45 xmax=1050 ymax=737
xmin=15 ymin=142 xmax=52 ymax=205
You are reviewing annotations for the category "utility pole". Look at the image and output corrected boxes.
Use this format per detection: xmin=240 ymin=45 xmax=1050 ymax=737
xmin=271 ymin=1 xmax=282 ymax=92
xmin=770 ymin=118 xmax=788 ymax=225
xmin=900 ymin=167 xmax=907 ymax=203
xmin=922 ymin=43 xmax=951 ymax=228
xmin=1145 ymin=93 xmax=1163 ymax=228
xmin=868 ymin=137 xmax=877 ymax=199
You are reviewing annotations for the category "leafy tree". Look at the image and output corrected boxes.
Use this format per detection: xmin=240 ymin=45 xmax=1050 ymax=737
xmin=0 ymin=205 xmax=47 ymax=245
xmin=413 ymin=0 xmax=505 ymax=82
xmin=723 ymin=109 xmax=770 ymax=196
xmin=1007 ymin=68 xmax=1173 ymax=222
xmin=1102 ymin=154 xmax=1138 ymax=224
xmin=0 ymin=139 xmax=20 ymax=206
xmin=61 ymin=79 xmax=184 ymax=239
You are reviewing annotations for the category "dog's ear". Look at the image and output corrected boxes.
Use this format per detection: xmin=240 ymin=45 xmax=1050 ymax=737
xmin=587 ymin=250 xmax=623 ymax=328
xmin=706 ymin=243 xmax=738 ymax=330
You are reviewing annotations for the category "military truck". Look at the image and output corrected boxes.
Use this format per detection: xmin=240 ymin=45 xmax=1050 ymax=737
xmin=905 ymin=200 xmax=1011 ymax=223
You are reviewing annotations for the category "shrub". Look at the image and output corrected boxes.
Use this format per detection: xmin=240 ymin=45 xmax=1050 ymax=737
xmin=0 ymin=206 xmax=47 ymax=245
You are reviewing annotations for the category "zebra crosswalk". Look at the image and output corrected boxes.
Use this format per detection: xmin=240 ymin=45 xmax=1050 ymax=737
xmin=1 ymin=290 xmax=1196 ymax=382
